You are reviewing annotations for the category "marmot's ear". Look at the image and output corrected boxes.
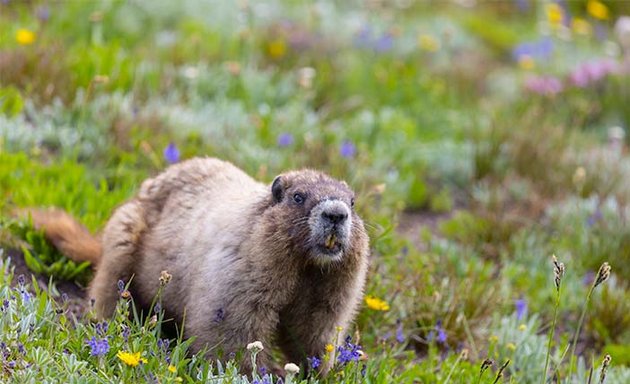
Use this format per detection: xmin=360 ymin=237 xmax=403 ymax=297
xmin=271 ymin=176 xmax=284 ymax=203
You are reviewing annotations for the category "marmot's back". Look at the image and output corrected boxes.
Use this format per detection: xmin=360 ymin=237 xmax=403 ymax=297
xmin=129 ymin=158 xmax=268 ymax=313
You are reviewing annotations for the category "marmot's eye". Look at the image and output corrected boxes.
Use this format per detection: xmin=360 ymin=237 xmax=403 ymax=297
xmin=351 ymin=198 xmax=355 ymax=208
xmin=293 ymin=193 xmax=305 ymax=204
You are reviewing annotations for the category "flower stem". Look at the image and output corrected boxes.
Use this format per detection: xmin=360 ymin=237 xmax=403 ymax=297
xmin=541 ymin=286 xmax=561 ymax=384
xmin=567 ymin=281 xmax=596 ymax=380
xmin=444 ymin=353 xmax=463 ymax=384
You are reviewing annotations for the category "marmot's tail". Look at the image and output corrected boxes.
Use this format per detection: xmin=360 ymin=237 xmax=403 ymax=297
xmin=15 ymin=208 xmax=102 ymax=266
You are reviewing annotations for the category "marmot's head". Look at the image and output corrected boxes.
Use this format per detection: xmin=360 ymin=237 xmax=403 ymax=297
xmin=268 ymin=170 xmax=364 ymax=264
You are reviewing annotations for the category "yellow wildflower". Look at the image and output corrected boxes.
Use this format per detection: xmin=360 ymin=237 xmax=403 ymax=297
xmin=489 ymin=335 xmax=499 ymax=343
xmin=572 ymin=18 xmax=592 ymax=36
xmin=168 ymin=365 xmax=177 ymax=373
xmin=267 ymin=39 xmax=287 ymax=59
xmin=587 ymin=0 xmax=609 ymax=20
xmin=518 ymin=324 xmax=527 ymax=331
xmin=335 ymin=326 xmax=343 ymax=332
xmin=175 ymin=378 xmax=183 ymax=383
xmin=546 ymin=3 xmax=564 ymax=27
xmin=117 ymin=351 xmax=148 ymax=367
xmin=364 ymin=295 xmax=390 ymax=311
xmin=16 ymin=29 xmax=36 ymax=45
xmin=325 ymin=343 xmax=335 ymax=353
xmin=507 ymin=343 xmax=516 ymax=351
xmin=418 ymin=34 xmax=440 ymax=52
xmin=518 ymin=55 xmax=535 ymax=70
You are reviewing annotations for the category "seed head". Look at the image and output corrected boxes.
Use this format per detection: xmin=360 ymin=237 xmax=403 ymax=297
xmin=284 ymin=363 xmax=300 ymax=375
xmin=480 ymin=359 xmax=493 ymax=374
xmin=247 ymin=341 xmax=264 ymax=353
xmin=552 ymin=254 xmax=565 ymax=292
xmin=599 ymin=354 xmax=611 ymax=384
xmin=594 ymin=262 xmax=611 ymax=288
xmin=460 ymin=348 xmax=469 ymax=360
xmin=159 ymin=270 xmax=172 ymax=286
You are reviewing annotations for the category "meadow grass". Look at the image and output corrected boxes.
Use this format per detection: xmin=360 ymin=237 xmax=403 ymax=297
xmin=1 ymin=0 xmax=630 ymax=382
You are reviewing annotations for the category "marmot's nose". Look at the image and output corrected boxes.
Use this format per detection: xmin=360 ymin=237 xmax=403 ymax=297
xmin=322 ymin=210 xmax=348 ymax=225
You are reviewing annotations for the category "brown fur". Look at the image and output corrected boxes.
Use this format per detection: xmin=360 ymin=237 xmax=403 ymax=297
xmin=18 ymin=208 xmax=102 ymax=265
xmin=21 ymin=157 xmax=370 ymax=373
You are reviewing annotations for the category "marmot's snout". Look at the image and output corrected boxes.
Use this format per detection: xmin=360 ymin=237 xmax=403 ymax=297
xmin=309 ymin=199 xmax=353 ymax=261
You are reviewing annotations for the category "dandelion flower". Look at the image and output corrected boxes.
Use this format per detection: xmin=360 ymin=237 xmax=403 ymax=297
xmin=325 ymin=343 xmax=335 ymax=353
xmin=16 ymin=29 xmax=36 ymax=45
xmin=587 ymin=0 xmax=609 ymax=20
xmin=117 ymin=351 xmax=147 ymax=367
xmin=364 ymin=295 xmax=390 ymax=311
xmin=507 ymin=343 xmax=516 ymax=351
xmin=518 ymin=324 xmax=527 ymax=331
xmin=545 ymin=3 xmax=564 ymax=27
xmin=267 ymin=39 xmax=287 ymax=59
xmin=418 ymin=34 xmax=439 ymax=52
xmin=168 ymin=365 xmax=177 ymax=373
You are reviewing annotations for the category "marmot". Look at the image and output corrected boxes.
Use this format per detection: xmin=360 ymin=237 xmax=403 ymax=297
xmin=24 ymin=157 xmax=370 ymax=373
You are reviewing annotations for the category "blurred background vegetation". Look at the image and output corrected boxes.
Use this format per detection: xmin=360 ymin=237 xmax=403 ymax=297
xmin=1 ymin=0 xmax=630 ymax=382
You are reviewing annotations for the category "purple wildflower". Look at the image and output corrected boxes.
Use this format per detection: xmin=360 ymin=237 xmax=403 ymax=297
xmin=154 ymin=302 xmax=162 ymax=314
xmin=86 ymin=336 xmax=110 ymax=356
xmin=374 ymin=33 xmax=394 ymax=53
xmin=569 ymin=59 xmax=617 ymax=88
xmin=157 ymin=338 xmax=170 ymax=352
xmin=7 ymin=361 xmax=16 ymax=369
xmin=514 ymin=0 xmax=530 ymax=12
xmin=17 ymin=274 xmax=25 ymax=286
xmin=36 ymin=6 xmax=50 ymax=22
xmin=308 ymin=356 xmax=321 ymax=370
xmin=512 ymin=38 xmax=554 ymax=62
xmin=1 ymin=299 xmax=8 ymax=311
xmin=354 ymin=26 xmax=373 ymax=49
xmin=515 ymin=298 xmax=527 ymax=320
xmin=587 ymin=208 xmax=603 ymax=227
xmin=595 ymin=21 xmax=607 ymax=41
xmin=17 ymin=343 xmax=26 ymax=355
xmin=436 ymin=320 xmax=447 ymax=344
xmin=117 ymin=280 xmax=125 ymax=293
xmin=61 ymin=293 xmax=69 ymax=302
xmin=95 ymin=321 xmax=109 ymax=336
xmin=164 ymin=142 xmax=180 ymax=164
xmin=340 ymin=140 xmax=356 ymax=158
xmin=337 ymin=336 xmax=362 ymax=365
xmin=361 ymin=364 xmax=367 ymax=377
xmin=259 ymin=366 xmax=267 ymax=375
xmin=524 ymin=75 xmax=563 ymax=96
xmin=396 ymin=319 xmax=405 ymax=343
xmin=20 ymin=290 xmax=31 ymax=303
xmin=121 ymin=325 xmax=131 ymax=341
xmin=277 ymin=132 xmax=294 ymax=147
